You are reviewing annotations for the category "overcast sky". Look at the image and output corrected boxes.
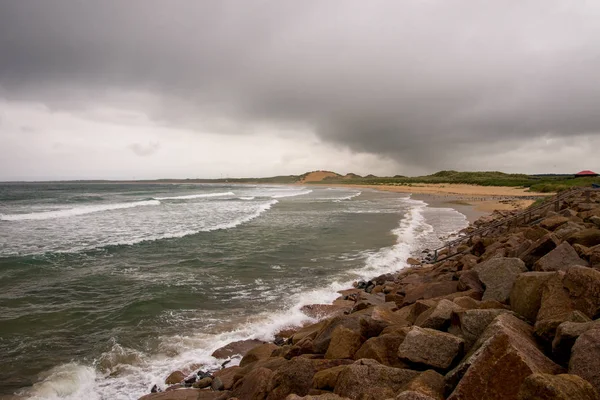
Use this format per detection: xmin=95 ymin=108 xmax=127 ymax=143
xmin=1 ymin=1 xmax=600 ymax=180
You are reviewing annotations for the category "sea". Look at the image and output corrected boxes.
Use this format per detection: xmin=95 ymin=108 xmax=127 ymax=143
xmin=0 ymin=183 xmax=468 ymax=399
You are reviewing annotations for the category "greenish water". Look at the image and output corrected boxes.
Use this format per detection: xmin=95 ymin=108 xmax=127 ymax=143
xmin=0 ymin=183 xmax=467 ymax=399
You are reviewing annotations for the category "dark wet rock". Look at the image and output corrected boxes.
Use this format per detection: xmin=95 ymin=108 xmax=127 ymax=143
xmin=165 ymin=370 xmax=185 ymax=385
xmin=192 ymin=377 xmax=212 ymax=389
xmin=211 ymin=339 xmax=266 ymax=359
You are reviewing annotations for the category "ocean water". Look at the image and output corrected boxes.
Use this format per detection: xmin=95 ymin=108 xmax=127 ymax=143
xmin=0 ymin=183 xmax=468 ymax=399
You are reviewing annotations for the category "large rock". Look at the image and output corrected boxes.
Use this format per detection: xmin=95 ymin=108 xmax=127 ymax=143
xmin=415 ymin=299 xmax=463 ymax=331
xmin=165 ymin=370 xmax=186 ymax=385
xmin=457 ymin=270 xmax=484 ymax=293
xmin=553 ymin=320 xmax=600 ymax=364
xmin=312 ymin=315 xmax=362 ymax=354
xmin=510 ymin=272 xmax=555 ymax=322
xmin=534 ymin=242 xmax=588 ymax=272
xmin=286 ymin=394 xmax=350 ymax=400
xmin=324 ymin=325 xmax=363 ymax=359
xmin=591 ymin=245 xmax=600 ymax=268
xmin=540 ymin=216 xmax=570 ymax=231
xmin=535 ymin=267 xmax=600 ymax=345
xmin=211 ymin=339 xmax=266 ymax=359
xmin=517 ymin=373 xmax=599 ymax=400
xmin=402 ymin=281 xmax=459 ymax=305
xmin=300 ymin=303 xmax=353 ymax=319
xmin=397 ymin=326 xmax=464 ymax=370
xmin=239 ymin=343 xmax=279 ymax=367
xmin=566 ymin=229 xmax=600 ymax=248
xmin=312 ymin=365 xmax=349 ymax=390
xmin=401 ymin=369 xmax=445 ymax=400
xmin=474 ymin=257 xmax=527 ymax=303
xmin=555 ymin=222 xmax=585 ymax=241
xmin=569 ymin=327 xmax=600 ymax=394
xmin=562 ymin=266 xmax=600 ymax=318
xmin=267 ymin=357 xmax=316 ymax=400
xmin=448 ymin=308 xmax=514 ymax=351
xmin=395 ymin=392 xmax=438 ymax=400
xmin=524 ymin=226 xmax=551 ymax=241
xmin=213 ymin=366 xmax=241 ymax=390
xmin=447 ymin=314 xmax=563 ymax=400
xmin=333 ymin=359 xmax=420 ymax=400
xmin=139 ymin=390 xmax=228 ymax=400
xmin=232 ymin=367 xmax=274 ymax=400
xmin=353 ymin=332 xmax=406 ymax=367
xmin=292 ymin=321 xmax=328 ymax=345
xmin=520 ymin=234 xmax=560 ymax=268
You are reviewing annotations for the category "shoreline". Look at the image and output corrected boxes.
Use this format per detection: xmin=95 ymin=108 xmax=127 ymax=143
xmin=141 ymin=188 xmax=600 ymax=399
xmin=137 ymin=186 xmax=538 ymax=397
xmin=316 ymin=183 xmax=548 ymax=223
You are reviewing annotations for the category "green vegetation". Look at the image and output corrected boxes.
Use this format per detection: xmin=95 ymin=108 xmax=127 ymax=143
xmin=316 ymin=170 xmax=600 ymax=193
xmin=60 ymin=170 xmax=599 ymax=193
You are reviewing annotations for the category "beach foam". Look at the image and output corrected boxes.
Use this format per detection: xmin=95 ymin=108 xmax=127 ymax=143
xmin=154 ymin=192 xmax=235 ymax=200
xmin=0 ymin=200 xmax=161 ymax=221
xmin=16 ymin=192 xmax=468 ymax=400
xmin=270 ymin=189 xmax=313 ymax=199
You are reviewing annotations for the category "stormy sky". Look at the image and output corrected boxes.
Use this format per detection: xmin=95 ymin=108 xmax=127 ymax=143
xmin=1 ymin=1 xmax=600 ymax=180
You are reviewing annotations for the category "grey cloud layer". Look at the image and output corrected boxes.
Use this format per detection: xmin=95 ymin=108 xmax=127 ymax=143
xmin=1 ymin=0 xmax=600 ymax=171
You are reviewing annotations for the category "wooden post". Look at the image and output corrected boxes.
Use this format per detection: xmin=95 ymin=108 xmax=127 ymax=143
xmin=434 ymin=249 xmax=438 ymax=262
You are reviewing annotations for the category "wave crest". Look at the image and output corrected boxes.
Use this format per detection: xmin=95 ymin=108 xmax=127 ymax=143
xmin=154 ymin=192 xmax=234 ymax=200
xmin=0 ymin=200 xmax=160 ymax=221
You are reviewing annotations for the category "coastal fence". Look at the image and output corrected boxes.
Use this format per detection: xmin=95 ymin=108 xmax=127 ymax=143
xmin=429 ymin=187 xmax=597 ymax=263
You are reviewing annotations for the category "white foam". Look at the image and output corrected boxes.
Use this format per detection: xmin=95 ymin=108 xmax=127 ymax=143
xmin=22 ymin=196 xmax=466 ymax=400
xmin=333 ymin=191 xmax=362 ymax=201
xmin=239 ymin=196 xmax=255 ymax=200
xmin=270 ymin=189 xmax=313 ymax=199
xmin=0 ymin=200 xmax=161 ymax=221
xmin=25 ymin=363 xmax=100 ymax=400
xmin=154 ymin=192 xmax=235 ymax=200
xmin=67 ymin=200 xmax=279 ymax=251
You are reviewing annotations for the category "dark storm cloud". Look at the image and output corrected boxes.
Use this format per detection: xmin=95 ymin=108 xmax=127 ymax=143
xmin=1 ymin=0 xmax=600 ymax=171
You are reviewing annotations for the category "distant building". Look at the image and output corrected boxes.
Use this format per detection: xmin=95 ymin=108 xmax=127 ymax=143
xmin=575 ymin=170 xmax=599 ymax=178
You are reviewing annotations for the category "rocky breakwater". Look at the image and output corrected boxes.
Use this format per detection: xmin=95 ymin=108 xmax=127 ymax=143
xmin=140 ymin=190 xmax=600 ymax=400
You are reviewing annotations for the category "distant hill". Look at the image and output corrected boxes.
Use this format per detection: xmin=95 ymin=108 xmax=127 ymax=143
xmin=31 ymin=170 xmax=598 ymax=193
xmin=298 ymin=170 xmax=341 ymax=183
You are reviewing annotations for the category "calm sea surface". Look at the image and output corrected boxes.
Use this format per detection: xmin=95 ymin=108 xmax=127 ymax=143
xmin=0 ymin=183 xmax=467 ymax=399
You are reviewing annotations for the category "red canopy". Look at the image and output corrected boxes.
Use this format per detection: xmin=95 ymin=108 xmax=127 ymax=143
xmin=575 ymin=170 xmax=598 ymax=176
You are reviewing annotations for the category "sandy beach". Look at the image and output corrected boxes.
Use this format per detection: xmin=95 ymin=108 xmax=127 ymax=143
xmin=319 ymin=183 xmax=550 ymax=222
